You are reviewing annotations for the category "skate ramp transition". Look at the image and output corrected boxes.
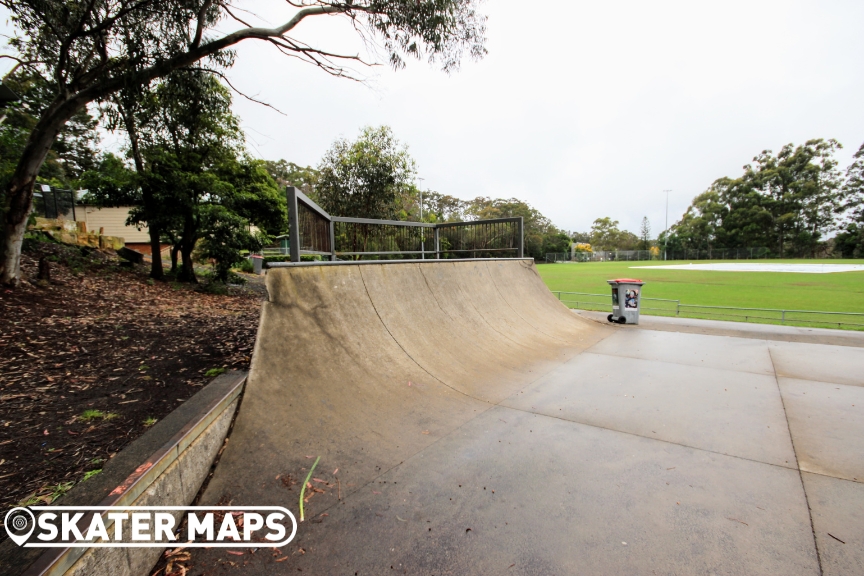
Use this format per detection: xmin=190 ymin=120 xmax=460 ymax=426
xmin=196 ymin=258 xmax=613 ymax=572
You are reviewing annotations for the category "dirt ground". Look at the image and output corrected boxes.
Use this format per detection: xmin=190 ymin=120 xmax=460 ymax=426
xmin=0 ymin=240 xmax=265 ymax=513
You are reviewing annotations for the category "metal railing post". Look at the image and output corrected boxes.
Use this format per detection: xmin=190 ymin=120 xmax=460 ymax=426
xmin=434 ymin=226 xmax=440 ymax=259
xmin=329 ymin=220 xmax=336 ymax=262
xmin=287 ymin=186 xmax=300 ymax=263
xmin=517 ymin=217 xmax=524 ymax=258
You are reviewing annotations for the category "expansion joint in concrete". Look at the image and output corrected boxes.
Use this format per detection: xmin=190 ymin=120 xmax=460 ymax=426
xmin=769 ymin=347 xmax=823 ymax=576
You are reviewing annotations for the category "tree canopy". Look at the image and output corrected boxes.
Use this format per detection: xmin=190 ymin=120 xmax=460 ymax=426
xmin=666 ymin=139 xmax=850 ymax=257
xmin=83 ymin=70 xmax=286 ymax=283
xmin=589 ymin=217 xmax=638 ymax=251
xmin=834 ymin=143 xmax=864 ymax=257
xmin=0 ymin=72 xmax=99 ymax=192
xmin=316 ymin=126 xmax=417 ymax=220
xmin=1 ymin=0 xmax=488 ymax=285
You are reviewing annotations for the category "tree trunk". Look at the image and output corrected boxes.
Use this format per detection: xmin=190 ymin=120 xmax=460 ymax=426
xmin=148 ymin=225 xmax=163 ymax=278
xmin=177 ymin=242 xmax=197 ymax=283
xmin=175 ymin=208 xmax=198 ymax=283
xmin=1 ymin=99 xmax=79 ymax=285
xmin=119 ymin=101 xmax=164 ymax=280
xmin=170 ymin=244 xmax=180 ymax=275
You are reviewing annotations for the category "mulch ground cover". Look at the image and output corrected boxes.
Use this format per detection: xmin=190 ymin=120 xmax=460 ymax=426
xmin=0 ymin=240 xmax=265 ymax=513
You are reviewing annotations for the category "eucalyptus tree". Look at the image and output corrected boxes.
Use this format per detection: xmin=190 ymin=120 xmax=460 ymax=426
xmin=0 ymin=0 xmax=488 ymax=285
xmin=135 ymin=71 xmax=285 ymax=283
xmin=0 ymin=72 xmax=98 ymax=192
xmin=670 ymin=139 xmax=845 ymax=256
xmin=743 ymin=139 xmax=844 ymax=257
xmin=316 ymin=125 xmax=417 ymax=220
xmin=835 ymin=142 xmax=864 ymax=257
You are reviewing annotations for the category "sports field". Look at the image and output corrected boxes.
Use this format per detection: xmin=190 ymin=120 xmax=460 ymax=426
xmin=536 ymin=259 xmax=864 ymax=329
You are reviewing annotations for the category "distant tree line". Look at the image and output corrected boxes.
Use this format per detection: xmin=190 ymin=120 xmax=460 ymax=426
xmin=262 ymin=126 xmax=574 ymax=261
xmin=661 ymin=139 xmax=864 ymax=258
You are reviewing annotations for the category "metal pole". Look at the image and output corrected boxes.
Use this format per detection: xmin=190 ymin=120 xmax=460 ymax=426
xmin=287 ymin=186 xmax=300 ymax=263
xmin=517 ymin=217 xmax=524 ymax=258
xmin=434 ymin=226 xmax=440 ymax=259
xmin=329 ymin=220 xmax=336 ymax=262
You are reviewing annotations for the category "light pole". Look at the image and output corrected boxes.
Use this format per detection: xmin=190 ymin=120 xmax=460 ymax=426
xmin=663 ymin=190 xmax=671 ymax=261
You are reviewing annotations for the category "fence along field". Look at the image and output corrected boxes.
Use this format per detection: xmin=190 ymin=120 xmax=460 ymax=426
xmin=537 ymin=260 xmax=864 ymax=331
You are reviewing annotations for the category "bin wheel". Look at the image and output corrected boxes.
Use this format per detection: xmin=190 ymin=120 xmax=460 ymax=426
xmin=607 ymin=314 xmax=614 ymax=323
xmin=617 ymin=317 xmax=627 ymax=324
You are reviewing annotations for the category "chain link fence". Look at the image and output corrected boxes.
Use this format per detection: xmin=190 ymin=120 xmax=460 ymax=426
xmin=546 ymin=248 xmax=777 ymax=263
xmin=551 ymin=291 xmax=864 ymax=331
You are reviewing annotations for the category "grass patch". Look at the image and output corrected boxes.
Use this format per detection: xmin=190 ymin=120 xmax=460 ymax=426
xmin=537 ymin=259 xmax=864 ymax=330
xmin=79 ymin=409 xmax=106 ymax=422
xmin=143 ymin=417 xmax=158 ymax=427
xmin=537 ymin=259 xmax=864 ymax=312
xmin=79 ymin=409 xmax=118 ymax=422
xmin=82 ymin=469 xmax=101 ymax=482
xmin=204 ymin=367 xmax=226 ymax=378
xmin=19 ymin=481 xmax=75 ymax=506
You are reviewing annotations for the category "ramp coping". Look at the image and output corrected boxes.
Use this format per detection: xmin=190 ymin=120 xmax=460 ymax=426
xmin=268 ymin=257 xmax=536 ymax=267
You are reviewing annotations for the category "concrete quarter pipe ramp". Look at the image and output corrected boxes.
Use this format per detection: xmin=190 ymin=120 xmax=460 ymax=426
xmin=191 ymin=259 xmax=861 ymax=575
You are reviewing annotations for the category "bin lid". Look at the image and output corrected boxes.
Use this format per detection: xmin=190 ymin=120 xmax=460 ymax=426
xmin=607 ymin=278 xmax=644 ymax=284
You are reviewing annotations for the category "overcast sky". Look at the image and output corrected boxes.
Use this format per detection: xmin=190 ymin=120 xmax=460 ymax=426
xmin=5 ymin=1 xmax=864 ymax=236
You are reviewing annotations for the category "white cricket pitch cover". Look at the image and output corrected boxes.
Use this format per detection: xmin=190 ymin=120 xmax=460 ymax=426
xmin=631 ymin=263 xmax=864 ymax=273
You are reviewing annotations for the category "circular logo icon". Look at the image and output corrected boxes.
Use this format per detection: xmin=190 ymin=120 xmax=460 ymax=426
xmin=4 ymin=507 xmax=36 ymax=546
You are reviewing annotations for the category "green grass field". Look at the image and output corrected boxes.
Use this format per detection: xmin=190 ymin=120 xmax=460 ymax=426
xmin=536 ymin=260 xmax=864 ymax=329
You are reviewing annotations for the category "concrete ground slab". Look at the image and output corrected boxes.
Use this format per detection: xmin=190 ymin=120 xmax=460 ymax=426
xmin=502 ymin=352 xmax=796 ymax=467
xmin=802 ymin=472 xmax=864 ymax=576
xmin=630 ymin=263 xmax=864 ymax=273
xmin=179 ymin=262 xmax=864 ymax=576
xmin=575 ymin=309 xmax=864 ymax=348
xmin=587 ymin=328 xmax=776 ymax=375
xmin=770 ymin=342 xmax=864 ymax=387
xmin=207 ymin=407 xmax=819 ymax=575
xmin=779 ymin=378 xmax=864 ymax=482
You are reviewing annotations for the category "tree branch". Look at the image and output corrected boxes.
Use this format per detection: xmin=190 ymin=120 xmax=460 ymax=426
xmin=81 ymin=4 xmax=347 ymax=103
xmin=191 ymin=0 xmax=215 ymax=48
xmin=188 ymin=66 xmax=287 ymax=116
xmin=1 ymin=56 xmax=50 ymax=82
